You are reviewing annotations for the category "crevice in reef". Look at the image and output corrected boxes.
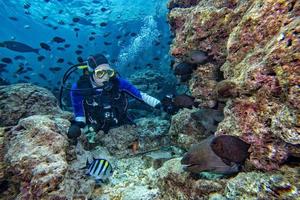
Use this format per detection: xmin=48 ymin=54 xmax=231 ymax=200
xmin=0 ymin=180 xmax=9 ymax=193
xmin=285 ymin=155 xmax=300 ymax=167
xmin=0 ymin=179 xmax=20 ymax=199
xmin=216 ymin=66 xmax=225 ymax=82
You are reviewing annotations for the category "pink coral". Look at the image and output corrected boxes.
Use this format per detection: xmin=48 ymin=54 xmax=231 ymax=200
xmin=246 ymin=68 xmax=282 ymax=96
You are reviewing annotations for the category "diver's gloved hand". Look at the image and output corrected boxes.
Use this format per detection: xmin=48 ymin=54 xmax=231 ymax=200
xmin=67 ymin=121 xmax=85 ymax=140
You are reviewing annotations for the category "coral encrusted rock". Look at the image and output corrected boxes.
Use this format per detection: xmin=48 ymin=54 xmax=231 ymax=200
xmin=3 ymin=115 xmax=95 ymax=199
xmin=168 ymin=0 xmax=300 ymax=171
xmin=169 ymin=108 xmax=223 ymax=150
xmin=0 ymin=83 xmax=72 ymax=126
xmin=4 ymin=115 xmax=69 ymax=199
xmin=155 ymin=158 xmax=300 ymax=199
xmin=216 ymin=0 xmax=300 ymax=170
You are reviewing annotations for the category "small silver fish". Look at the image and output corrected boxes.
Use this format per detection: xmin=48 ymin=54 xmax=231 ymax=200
xmin=86 ymin=158 xmax=113 ymax=183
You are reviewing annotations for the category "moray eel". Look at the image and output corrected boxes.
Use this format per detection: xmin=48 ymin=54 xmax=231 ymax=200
xmin=181 ymin=135 xmax=250 ymax=175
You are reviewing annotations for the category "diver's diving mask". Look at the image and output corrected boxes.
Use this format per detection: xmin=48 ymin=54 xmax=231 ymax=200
xmin=94 ymin=69 xmax=115 ymax=79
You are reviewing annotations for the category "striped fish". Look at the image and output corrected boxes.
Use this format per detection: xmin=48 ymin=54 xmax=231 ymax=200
xmin=86 ymin=158 xmax=113 ymax=181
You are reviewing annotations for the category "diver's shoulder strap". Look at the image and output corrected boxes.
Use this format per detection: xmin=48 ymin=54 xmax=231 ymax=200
xmin=77 ymin=75 xmax=92 ymax=89
xmin=76 ymin=75 xmax=95 ymax=96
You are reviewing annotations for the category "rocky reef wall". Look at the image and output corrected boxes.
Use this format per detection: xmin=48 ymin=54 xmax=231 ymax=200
xmin=168 ymin=0 xmax=299 ymax=170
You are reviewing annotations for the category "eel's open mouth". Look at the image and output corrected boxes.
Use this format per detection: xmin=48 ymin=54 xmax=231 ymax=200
xmin=181 ymin=163 xmax=200 ymax=171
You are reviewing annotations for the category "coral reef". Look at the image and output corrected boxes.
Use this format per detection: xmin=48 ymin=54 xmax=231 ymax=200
xmin=0 ymin=81 xmax=298 ymax=199
xmin=216 ymin=0 xmax=300 ymax=170
xmin=1 ymin=112 xmax=298 ymax=199
xmin=215 ymin=80 xmax=239 ymax=100
xmin=0 ymin=127 xmax=10 ymax=196
xmin=85 ymin=125 xmax=139 ymax=156
xmin=169 ymin=108 xmax=210 ymax=150
xmin=135 ymin=117 xmax=171 ymax=152
xmin=168 ymin=0 xmax=300 ymax=171
xmin=0 ymin=0 xmax=299 ymax=198
xmin=168 ymin=0 xmax=254 ymax=106
xmin=90 ymin=155 xmax=162 ymax=200
xmin=155 ymin=158 xmax=300 ymax=199
xmin=0 ymin=84 xmax=172 ymax=199
xmin=168 ymin=0 xmax=242 ymax=10
xmin=4 ymin=115 xmax=69 ymax=199
xmin=168 ymin=0 xmax=201 ymax=9
xmin=0 ymin=83 xmax=72 ymax=126
xmin=156 ymin=158 xmax=227 ymax=199
xmin=81 ymin=116 xmax=171 ymax=157
xmin=169 ymin=108 xmax=223 ymax=150
xmin=189 ymin=63 xmax=220 ymax=107
xmin=224 ymin=170 xmax=300 ymax=199
xmin=143 ymin=150 xmax=174 ymax=170
xmin=2 ymin=115 xmax=97 ymax=199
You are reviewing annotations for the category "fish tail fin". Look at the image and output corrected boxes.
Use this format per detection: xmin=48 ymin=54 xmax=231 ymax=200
xmin=78 ymin=158 xmax=90 ymax=170
xmin=79 ymin=166 xmax=87 ymax=170
xmin=86 ymin=158 xmax=90 ymax=167
xmin=0 ymin=43 xmax=4 ymax=47
xmin=95 ymin=179 xmax=104 ymax=185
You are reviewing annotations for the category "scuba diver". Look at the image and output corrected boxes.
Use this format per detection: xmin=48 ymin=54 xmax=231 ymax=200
xmin=67 ymin=54 xmax=165 ymax=144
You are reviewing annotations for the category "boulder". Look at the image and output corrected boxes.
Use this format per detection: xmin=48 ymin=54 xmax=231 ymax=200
xmin=0 ymin=83 xmax=72 ymax=126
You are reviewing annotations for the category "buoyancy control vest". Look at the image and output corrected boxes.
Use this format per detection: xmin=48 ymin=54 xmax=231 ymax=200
xmin=77 ymin=75 xmax=131 ymax=133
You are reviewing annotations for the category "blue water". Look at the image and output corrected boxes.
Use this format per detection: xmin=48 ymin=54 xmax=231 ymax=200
xmin=0 ymin=0 xmax=172 ymax=94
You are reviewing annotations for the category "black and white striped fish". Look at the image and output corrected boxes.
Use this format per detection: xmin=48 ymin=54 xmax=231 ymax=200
xmin=85 ymin=158 xmax=113 ymax=181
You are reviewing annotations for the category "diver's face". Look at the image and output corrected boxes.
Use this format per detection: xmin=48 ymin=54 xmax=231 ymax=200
xmin=93 ymin=64 xmax=112 ymax=86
